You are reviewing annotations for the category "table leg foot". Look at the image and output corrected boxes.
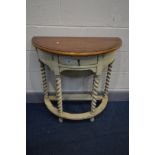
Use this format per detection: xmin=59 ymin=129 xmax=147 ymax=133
xmin=59 ymin=118 xmax=63 ymax=123
xmin=90 ymin=117 xmax=95 ymax=122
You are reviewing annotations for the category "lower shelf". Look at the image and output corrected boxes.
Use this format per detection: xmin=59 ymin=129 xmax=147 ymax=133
xmin=45 ymin=95 xmax=108 ymax=120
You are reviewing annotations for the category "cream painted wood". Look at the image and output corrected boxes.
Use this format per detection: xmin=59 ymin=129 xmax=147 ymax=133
xmin=37 ymin=49 xmax=115 ymax=122
xmin=44 ymin=95 xmax=108 ymax=120
xmin=37 ymin=49 xmax=115 ymax=74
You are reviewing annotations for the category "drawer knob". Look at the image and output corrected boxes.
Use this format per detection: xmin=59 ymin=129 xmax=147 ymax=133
xmin=77 ymin=59 xmax=80 ymax=66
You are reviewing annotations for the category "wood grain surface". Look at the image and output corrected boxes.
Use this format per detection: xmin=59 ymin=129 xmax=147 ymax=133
xmin=32 ymin=37 xmax=122 ymax=56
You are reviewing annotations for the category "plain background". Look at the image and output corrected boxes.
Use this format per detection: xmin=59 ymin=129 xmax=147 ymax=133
xmin=26 ymin=0 xmax=129 ymax=93
xmin=0 ymin=0 xmax=155 ymax=155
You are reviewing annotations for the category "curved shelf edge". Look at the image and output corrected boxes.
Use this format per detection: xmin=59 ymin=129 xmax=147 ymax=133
xmin=44 ymin=95 xmax=108 ymax=120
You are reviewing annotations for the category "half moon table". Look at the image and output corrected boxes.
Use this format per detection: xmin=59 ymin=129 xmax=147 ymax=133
xmin=32 ymin=37 xmax=122 ymax=122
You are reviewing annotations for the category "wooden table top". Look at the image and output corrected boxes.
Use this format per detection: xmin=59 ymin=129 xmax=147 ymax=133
xmin=32 ymin=37 xmax=122 ymax=56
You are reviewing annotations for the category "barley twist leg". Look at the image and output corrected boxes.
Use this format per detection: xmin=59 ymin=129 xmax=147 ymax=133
xmin=40 ymin=61 xmax=48 ymax=97
xmin=103 ymin=62 xmax=113 ymax=97
xmin=90 ymin=75 xmax=100 ymax=122
xmin=55 ymin=76 xmax=63 ymax=123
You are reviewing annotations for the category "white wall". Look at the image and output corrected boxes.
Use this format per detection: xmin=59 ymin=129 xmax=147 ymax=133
xmin=26 ymin=0 xmax=129 ymax=93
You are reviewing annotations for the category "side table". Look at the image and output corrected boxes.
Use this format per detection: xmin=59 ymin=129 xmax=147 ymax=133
xmin=32 ymin=37 xmax=122 ymax=122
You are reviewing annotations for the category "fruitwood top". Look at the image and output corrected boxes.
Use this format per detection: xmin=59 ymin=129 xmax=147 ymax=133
xmin=32 ymin=37 xmax=122 ymax=56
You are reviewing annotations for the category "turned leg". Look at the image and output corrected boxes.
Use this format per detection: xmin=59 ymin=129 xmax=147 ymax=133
xmin=55 ymin=75 xmax=63 ymax=123
xmin=90 ymin=75 xmax=100 ymax=122
xmin=103 ymin=62 xmax=113 ymax=97
xmin=39 ymin=60 xmax=48 ymax=97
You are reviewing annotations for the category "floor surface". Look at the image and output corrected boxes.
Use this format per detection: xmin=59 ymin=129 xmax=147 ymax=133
xmin=26 ymin=101 xmax=129 ymax=155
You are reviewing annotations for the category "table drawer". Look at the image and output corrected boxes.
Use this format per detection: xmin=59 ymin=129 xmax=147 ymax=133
xmin=59 ymin=56 xmax=98 ymax=66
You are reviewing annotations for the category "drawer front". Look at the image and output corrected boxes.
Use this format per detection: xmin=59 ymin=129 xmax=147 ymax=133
xmin=59 ymin=56 xmax=98 ymax=66
xmin=59 ymin=56 xmax=78 ymax=65
xmin=80 ymin=56 xmax=97 ymax=65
